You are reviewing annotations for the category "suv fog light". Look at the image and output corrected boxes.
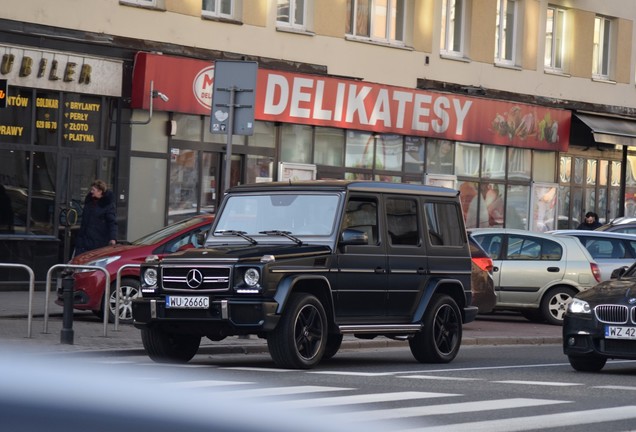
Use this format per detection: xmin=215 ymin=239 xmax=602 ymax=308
xmin=244 ymin=268 xmax=260 ymax=287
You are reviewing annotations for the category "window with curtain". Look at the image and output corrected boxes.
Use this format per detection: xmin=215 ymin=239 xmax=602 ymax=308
xmin=277 ymin=0 xmax=308 ymax=30
xmin=482 ymin=145 xmax=506 ymax=180
xmin=495 ymin=0 xmax=517 ymax=65
xmin=545 ymin=5 xmax=566 ymax=70
xmin=202 ymin=0 xmax=235 ymax=19
xmin=454 ymin=141 xmax=479 ymax=177
xmin=593 ymin=16 xmax=612 ymax=79
xmin=441 ymin=0 xmax=465 ymax=55
xmin=346 ymin=0 xmax=407 ymax=44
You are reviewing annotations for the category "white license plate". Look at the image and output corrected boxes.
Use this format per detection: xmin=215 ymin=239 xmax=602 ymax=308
xmin=166 ymin=296 xmax=209 ymax=309
xmin=605 ymin=326 xmax=636 ymax=340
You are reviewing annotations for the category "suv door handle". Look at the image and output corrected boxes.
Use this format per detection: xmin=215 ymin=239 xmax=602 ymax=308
xmin=547 ymin=267 xmax=560 ymax=272
xmin=417 ymin=268 xmax=428 ymax=275
xmin=375 ymin=267 xmax=386 ymax=274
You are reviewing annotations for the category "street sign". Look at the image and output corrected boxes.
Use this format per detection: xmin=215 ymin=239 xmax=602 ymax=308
xmin=209 ymin=60 xmax=257 ymax=135
xmin=0 ymin=80 xmax=7 ymax=108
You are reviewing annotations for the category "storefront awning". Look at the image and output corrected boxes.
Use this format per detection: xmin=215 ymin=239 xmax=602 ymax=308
xmin=574 ymin=113 xmax=636 ymax=147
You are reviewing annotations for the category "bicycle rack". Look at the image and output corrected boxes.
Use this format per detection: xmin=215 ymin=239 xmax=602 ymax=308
xmin=44 ymin=264 xmax=110 ymax=337
xmin=0 ymin=263 xmax=35 ymax=338
xmin=114 ymin=264 xmax=141 ymax=331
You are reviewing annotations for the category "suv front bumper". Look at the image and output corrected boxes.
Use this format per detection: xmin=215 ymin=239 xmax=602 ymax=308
xmin=132 ymin=297 xmax=280 ymax=332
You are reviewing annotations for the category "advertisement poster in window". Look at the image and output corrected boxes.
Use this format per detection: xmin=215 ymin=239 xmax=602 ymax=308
xmin=278 ymin=162 xmax=316 ymax=181
xmin=531 ymin=183 xmax=558 ymax=232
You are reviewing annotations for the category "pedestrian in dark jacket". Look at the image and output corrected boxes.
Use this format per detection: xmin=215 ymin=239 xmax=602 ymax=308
xmin=577 ymin=211 xmax=602 ymax=230
xmin=75 ymin=179 xmax=117 ymax=255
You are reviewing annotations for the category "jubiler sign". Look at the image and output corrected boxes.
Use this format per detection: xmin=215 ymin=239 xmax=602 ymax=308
xmin=132 ymin=52 xmax=570 ymax=151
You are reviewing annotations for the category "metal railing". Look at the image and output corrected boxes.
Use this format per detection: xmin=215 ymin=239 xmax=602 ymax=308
xmin=114 ymin=263 xmax=141 ymax=331
xmin=0 ymin=263 xmax=35 ymax=338
xmin=44 ymin=264 xmax=110 ymax=337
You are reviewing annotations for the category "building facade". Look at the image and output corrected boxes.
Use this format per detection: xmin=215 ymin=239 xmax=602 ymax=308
xmin=1 ymin=0 xmax=636 ymax=284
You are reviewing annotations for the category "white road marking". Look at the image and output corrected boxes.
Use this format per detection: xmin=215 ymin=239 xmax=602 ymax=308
xmin=594 ymin=385 xmax=636 ymax=391
xmin=493 ymin=380 xmax=583 ymax=387
xmin=271 ymin=391 xmax=459 ymax=409
xmin=326 ymin=398 xmax=569 ymax=422
xmin=225 ymin=386 xmax=352 ymax=397
xmin=395 ymin=405 xmax=636 ymax=432
xmin=222 ymin=366 xmax=297 ymax=372
xmin=398 ymin=375 xmax=483 ymax=381
xmin=163 ymin=380 xmax=254 ymax=388
xmin=309 ymin=371 xmax=396 ymax=376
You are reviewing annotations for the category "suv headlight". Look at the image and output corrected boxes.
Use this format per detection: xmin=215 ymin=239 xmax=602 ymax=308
xmin=244 ymin=268 xmax=260 ymax=287
xmin=142 ymin=268 xmax=158 ymax=287
xmin=568 ymin=298 xmax=591 ymax=314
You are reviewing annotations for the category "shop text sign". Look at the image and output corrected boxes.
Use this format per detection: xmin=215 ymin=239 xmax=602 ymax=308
xmin=132 ymin=52 xmax=570 ymax=150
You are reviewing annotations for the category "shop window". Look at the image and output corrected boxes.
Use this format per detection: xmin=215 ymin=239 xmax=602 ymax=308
xmin=611 ymin=161 xmax=621 ymax=187
xmin=426 ymin=139 xmax=454 ymax=174
xmin=482 ymin=145 xmax=506 ymax=180
xmin=586 ymin=159 xmax=597 ymax=185
xmin=169 ymin=149 xmax=199 ymax=219
xmin=202 ymin=0 xmax=240 ymax=20
xmin=404 ymin=136 xmax=425 ymax=173
xmin=545 ymin=5 xmax=566 ymax=71
xmin=559 ymin=156 xmax=571 ymax=183
xmin=247 ymin=121 xmax=276 ymax=148
xmin=203 ymin=116 xmax=244 ymax=145
xmin=454 ymin=142 xmax=479 ymax=177
xmin=35 ymin=92 xmax=60 ymax=147
xmin=495 ymin=0 xmax=518 ymax=66
xmin=281 ymin=124 xmax=312 ymax=164
xmin=314 ymin=127 xmax=344 ymax=167
xmin=599 ymin=160 xmax=608 ymax=186
xmin=277 ymin=0 xmax=313 ymax=32
xmin=441 ymin=0 xmax=466 ymax=56
xmin=593 ymin=16 xmax=613 ymax=80
xmin=120 ymin=0 xmax=165 ymax=10
xmin=174 ymin=114 xmax=202 ymax=142
xmin=573 ymin=157 xmax=584 ymax=185
xmin=61 ymin=94 xmax=102 ymax=151
xmin=345 ymin=130 xmax=375 ymax=169
xmin=533 ymin=150 xmax=556 ymax=183
xmin=506 ymin=184 xmax=528 ymax=229
xmin=346 ymin=0 xmax=408 ymax=46
xmin=507 ymin=148 xmax=530 ymax=180
xmin=375 ymin=134 xmax=402 ymax=171
xmin=481 ymin=183 xmax=505 ymax=227
xmin=557 ymin=185 xmax=577 ymax=229
xmin=458 ymin=181 xmax=479 ymax=229
xmin=246 ymin=154 xmax=274 ymax=184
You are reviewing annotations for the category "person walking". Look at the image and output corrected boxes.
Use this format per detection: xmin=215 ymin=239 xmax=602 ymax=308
xmin=74 ymin=179 xmax=117 ymax=255
xmin=577 ymin=211 xmax=602 ymax=230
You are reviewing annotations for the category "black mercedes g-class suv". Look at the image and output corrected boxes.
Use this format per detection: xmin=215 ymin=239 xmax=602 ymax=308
xmin=132 ymin=180 xmax=476 ymax=368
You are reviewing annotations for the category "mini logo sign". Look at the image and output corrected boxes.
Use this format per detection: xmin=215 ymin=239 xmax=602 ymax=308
xmin=0 ymin=79 xmax=7 ymax=108
xmin=192 ymin=65 xmax=214 ymax=110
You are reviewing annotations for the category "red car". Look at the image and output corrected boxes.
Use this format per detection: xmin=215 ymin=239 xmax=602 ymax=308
xmin=57 ymin=215 xmax=213 ymax=323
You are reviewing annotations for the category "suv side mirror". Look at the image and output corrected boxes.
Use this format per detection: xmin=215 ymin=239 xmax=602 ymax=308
xmin=339 ymin=228 xmax=368 ymax=246
xmin=196 ymin=230 xmax=209 ymax=247
xmin=611 ymin=266 xmax=628 ymax=279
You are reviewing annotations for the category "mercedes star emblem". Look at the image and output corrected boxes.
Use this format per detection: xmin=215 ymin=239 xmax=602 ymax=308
xmin=186 ymin=269 xmax=203 ymax=288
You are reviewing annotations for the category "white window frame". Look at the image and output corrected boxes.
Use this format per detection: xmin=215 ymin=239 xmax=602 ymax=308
xmin=119 ymin=0 xmax=165 ymax=10
xmin=202 ymin=0 xmax=236 ymax=20
xmin=346 ymin=0 xmax=408 ymax=46
xmin=593 ymin=15 xmax=612 ymax=80
xmin=495 ymin=0 xmax=518 ymax=65
xmin=545 ymin=5 xmax=566 ymax=71
xmin=276 ymin=0 xmax=309 ymax=31
xmin=441 ymin=0 xmax=466 ymax=56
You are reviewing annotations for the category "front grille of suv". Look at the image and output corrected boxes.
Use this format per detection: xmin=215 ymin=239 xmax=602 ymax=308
xmin=161 ymin=266 xmax=231 ymax=292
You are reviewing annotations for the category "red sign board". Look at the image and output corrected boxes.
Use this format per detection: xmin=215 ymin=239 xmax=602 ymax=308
xmin=132 ymin=52 xmax=570 ymax=151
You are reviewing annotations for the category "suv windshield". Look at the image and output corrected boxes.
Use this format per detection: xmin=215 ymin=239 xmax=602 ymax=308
xmin=214 ymin=193 xmax=340 ymax=237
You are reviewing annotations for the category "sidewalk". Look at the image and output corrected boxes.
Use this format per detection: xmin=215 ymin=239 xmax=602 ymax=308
xmin=0 ymin=289 xmax=562 ymax=355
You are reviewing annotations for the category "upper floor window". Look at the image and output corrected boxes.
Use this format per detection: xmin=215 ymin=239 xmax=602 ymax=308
xmin=495 ymin=0 xmax=518 ymax=65
xmin=545 ymin=5 xmax=566 ymax=71
xmin=593 ymin=16 xmax=612 ymax=79
xmin=202 ymin=0 xmax=234 ymax=19
xmin=346 ymin=0 xmax=407 ymax=45
xmin=277 ymin=0 xmax=307 ymax=30
xmin=120 ymin=0 xmax=165 ymax=9
xmin=441 ymin=0 xmax=465 ymax=56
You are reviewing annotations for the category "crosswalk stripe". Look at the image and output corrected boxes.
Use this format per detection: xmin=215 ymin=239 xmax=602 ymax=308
xmin=325 ymin=398 xmax=570 ymax=422
xmin=270 ymin=391 xmax=459 ymax=409
xmin=493 ymin=380 xmax=583 ymax=387
xmin=396 ymin=405 xmax=636 ymax=432
xmin=309 ymin=371 xmax=396 ymax=376
xmin=162 ymin=380 xmax=254 ymax=388
xmin=399 ymin=375 xmax=483 ymax=381
xmin=225 ymin=386 xmax=352 ymax=397
xmin=222 ymin=366 xmax=297 ymax=372
xmin=593 ymin=385 xmax=636 ymax=391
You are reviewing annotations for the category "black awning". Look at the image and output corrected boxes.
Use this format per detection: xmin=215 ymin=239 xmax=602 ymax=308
xmin=574 ymin=113 xmax=636 ymax=147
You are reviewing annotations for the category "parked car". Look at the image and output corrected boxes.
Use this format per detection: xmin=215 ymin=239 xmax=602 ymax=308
xmin=550 ymin=230 xmax=636 ymax=281
xmin=468 ymin=235 xmax=496 ymax=314
xmin=564 ymin=263 xmax=636 ymax=372
xmin=469 ymin=228 xmax=601 ymax=325
xmin=57 ymin=215 xmax=213 ymax=323
xmin=596 ymin=217 xmax=636 ymax=234
xmin=133 ymin=181 xmax=477 ymax=368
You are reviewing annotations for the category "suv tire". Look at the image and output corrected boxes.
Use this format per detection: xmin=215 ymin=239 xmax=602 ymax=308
xmin=267 ymin=293 xmax=327 ymax=369
xmin=141 ymin=327 xmax=201 ymax=363
xmin=409 ymin=294 xmax=462 ymax=363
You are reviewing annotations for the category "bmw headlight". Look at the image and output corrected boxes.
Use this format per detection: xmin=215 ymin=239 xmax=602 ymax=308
xmin=244 ymin=268 xmax=260 ymax=287
xmin=568 ymin=298 xmax=591 ymax=314
xmin=142 ymin=268 xmax=158 ymax=287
